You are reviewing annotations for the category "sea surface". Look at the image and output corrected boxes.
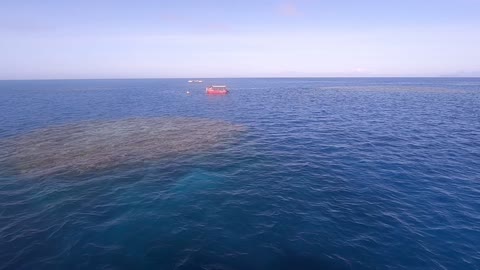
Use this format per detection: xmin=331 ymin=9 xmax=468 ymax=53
xmin=0 ymin=78 xmax=479 ymax=270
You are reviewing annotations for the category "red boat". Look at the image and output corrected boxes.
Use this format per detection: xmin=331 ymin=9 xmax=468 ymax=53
xmin=206 ymin=85 xmax=229 ymax=95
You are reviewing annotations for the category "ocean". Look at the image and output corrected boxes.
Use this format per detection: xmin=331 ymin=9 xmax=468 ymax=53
xmin=0 ymin=78 xmax=479 ymax=269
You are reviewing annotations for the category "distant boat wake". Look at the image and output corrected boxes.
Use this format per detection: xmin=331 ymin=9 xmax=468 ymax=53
xmin=0 ymin=117 xmax=245 ymax=177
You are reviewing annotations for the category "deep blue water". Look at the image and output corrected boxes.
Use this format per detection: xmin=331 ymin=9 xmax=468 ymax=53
xmin=1 ymin=78 xmax=479 ymax=270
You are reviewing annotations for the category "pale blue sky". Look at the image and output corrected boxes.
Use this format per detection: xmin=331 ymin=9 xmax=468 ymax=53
xmin=1 ymin=0 xmax=480 ymax=79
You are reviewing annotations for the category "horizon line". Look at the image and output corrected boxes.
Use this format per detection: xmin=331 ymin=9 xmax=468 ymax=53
xmin=1 ymin=76 xmax=480 ymax=81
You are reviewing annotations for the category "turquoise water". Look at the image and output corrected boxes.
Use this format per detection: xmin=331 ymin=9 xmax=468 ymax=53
xmin=0 ymin=78 xmax=479 ymax=269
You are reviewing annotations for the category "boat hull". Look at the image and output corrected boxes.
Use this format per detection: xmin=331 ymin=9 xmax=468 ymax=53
xmin=206 ymin=89 xmax=229 ymax=95
xmin=206 ymin=86 xmax=229 ymax=95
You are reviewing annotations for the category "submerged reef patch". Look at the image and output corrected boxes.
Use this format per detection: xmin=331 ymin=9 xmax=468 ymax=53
xmin=0 ymin=117 xmax=245 ymax=177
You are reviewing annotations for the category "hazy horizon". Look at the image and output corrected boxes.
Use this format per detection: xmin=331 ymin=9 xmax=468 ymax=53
xmin=2 ymin=76 xmax=480 ymax=82
xmin=2 ymin=0 xmax=480 ymax=80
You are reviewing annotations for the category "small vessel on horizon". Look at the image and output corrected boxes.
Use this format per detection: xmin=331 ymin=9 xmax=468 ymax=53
xmin=188 ymin=80 xmax=203 ymax=83
xmin=206 ymin=85 xmax=229 ymax=95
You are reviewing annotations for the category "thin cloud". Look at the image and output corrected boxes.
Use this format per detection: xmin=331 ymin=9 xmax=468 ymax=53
xmin=277 ymin=1 xmax=302 ymax=17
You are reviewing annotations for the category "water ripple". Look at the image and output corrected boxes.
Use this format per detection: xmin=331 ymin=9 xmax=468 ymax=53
xmin=1 ymin=78 xmax=480 ymax=269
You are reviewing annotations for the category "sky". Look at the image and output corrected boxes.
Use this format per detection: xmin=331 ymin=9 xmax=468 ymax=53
xmin=1 ymin=0 xmax=480 ymax=79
